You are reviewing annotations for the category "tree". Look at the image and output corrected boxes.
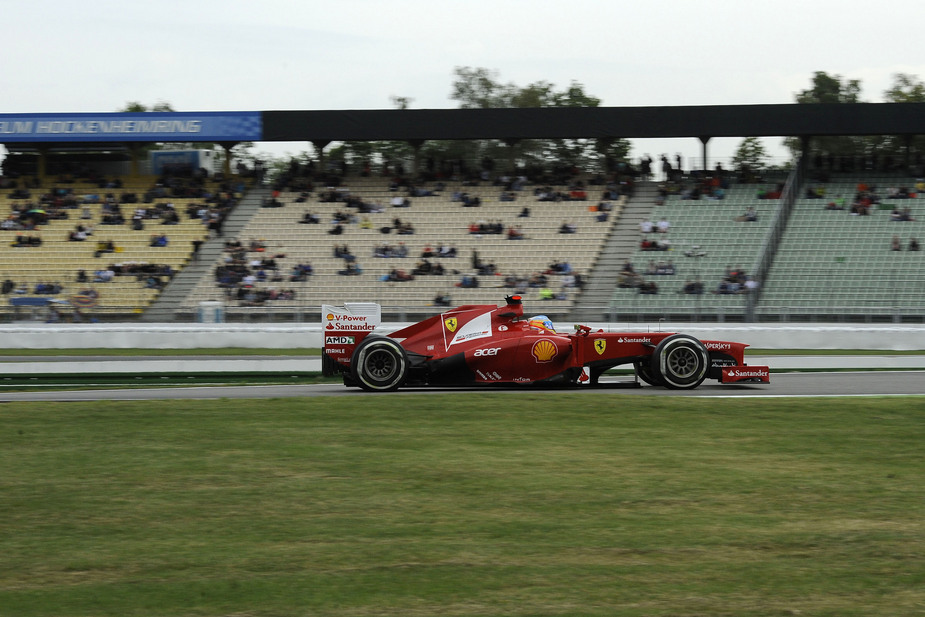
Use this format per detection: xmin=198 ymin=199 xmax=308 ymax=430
xmin=119 ymin=101 xmax=176 ymax=113
xmin=450 ymin=66 xmax=517 ymax=109
xmin=795 ymin=71 xmax=862 ymax=104
xmin=884 ymin=73 xmax=925 ymax=103
xmin=732 ymin=137 xmax=768 ymax=179
xmin=878 ymin=73 xmax=925 ymax=164
xmin=449 ymin=67 xmax=629 ymax=175
xmin=785 ymin=71 xmax=865 ymax=163
xmin=389 ymin=96 xmax=413 ymax=110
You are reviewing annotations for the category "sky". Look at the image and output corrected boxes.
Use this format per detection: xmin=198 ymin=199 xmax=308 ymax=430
xmin=4 ymin=0 xmax=925 ymax=169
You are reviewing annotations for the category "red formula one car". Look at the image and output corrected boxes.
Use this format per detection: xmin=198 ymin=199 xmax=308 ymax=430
xmin=322 ymin=295 xmax=770 ymax=392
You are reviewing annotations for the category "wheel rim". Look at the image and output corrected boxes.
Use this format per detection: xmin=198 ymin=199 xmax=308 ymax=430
xmin=666 ymin=346 xmax=699 ymax=379
xmin=365 ymin=348 xmax=398 ymax=381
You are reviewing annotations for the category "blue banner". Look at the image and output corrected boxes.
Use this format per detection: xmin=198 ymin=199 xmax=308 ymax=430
xmin=0 ymin=112 xmax=262 ymax=142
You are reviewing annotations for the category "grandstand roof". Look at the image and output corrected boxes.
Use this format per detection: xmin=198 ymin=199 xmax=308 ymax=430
xmin=3 ymin=103 xmax=925 ymax=148
xmin=261 ymin=103 xmax=925 ymax=142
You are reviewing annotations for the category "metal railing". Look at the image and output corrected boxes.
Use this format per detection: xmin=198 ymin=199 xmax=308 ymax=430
xmin=745 ymin=159 xmax=803 ymax=320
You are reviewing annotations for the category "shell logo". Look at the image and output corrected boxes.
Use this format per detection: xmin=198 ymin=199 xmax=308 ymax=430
xmin=532 ymin=339 xmax=558 ymax=363
xmin=326 ymin=313 xmax=335 ymax=321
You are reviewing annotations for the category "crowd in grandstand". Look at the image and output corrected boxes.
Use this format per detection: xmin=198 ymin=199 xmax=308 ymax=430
xmin=6 ymin=147 xmax=925 ymax=320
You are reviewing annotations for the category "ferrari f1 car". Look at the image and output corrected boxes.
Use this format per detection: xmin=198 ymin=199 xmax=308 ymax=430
xmin=322 ymin=295 xmax=770 ymax=392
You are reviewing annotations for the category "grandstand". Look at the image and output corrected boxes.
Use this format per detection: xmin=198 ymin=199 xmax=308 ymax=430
xmin=0 ymin=173 xmax=230 ymax=321
xmin=758 ymin=175 xmax=925 ymax=322
xmin=604 ymin=179 xmax=780 ymax=321
xmin=178 ymin=176 xmax=620 ymax=319
xmin=3 ymin=165 xmax=925 ymax=324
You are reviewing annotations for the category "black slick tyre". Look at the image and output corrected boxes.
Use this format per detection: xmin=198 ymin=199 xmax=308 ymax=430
xmin=650 ymin=334 xmax=709 ymax=390
xmin=350 ymin=336 xmax=408 ymax=392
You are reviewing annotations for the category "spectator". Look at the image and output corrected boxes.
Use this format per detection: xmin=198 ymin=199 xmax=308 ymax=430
xmin=456 ymin=273 xmax=479 ymax=288
xmin=735 ymin=206 xmax=758 ymax=222
xmin=68 ymin=226 xmax=88 ymax=241
xmin=640 ymin=236 xmax=670 ymax=251
xmin=299 ymin=210 xmax=320 ymax=224
xmin=149 ymin=233 xmax=168 ymax=247
xmin=412 ymin=259 xmax=433 ymax=276
xmin=385 ymin=268 xmax=414 ymax=282
xmin=507 ymin=225 xmax=526 ymax=240
xmin=337 ymin=262 xmax=362 ymax=276
xmin=682 ymin=278 xmax=704 ymax=295
xmin=94 ymin=268 xmax=115 ymax=282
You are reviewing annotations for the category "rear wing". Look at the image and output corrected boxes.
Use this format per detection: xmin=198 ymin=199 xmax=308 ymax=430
xmin=321 ymin=303 xmax=381 ymax=372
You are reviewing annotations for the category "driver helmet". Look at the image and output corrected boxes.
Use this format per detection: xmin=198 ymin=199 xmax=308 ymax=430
xmin=528 ymin=314 xmax=556 ymax=334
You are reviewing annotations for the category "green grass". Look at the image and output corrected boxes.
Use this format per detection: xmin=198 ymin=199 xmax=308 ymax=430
xmin=1 ymin=394 xmax=924 ymax=616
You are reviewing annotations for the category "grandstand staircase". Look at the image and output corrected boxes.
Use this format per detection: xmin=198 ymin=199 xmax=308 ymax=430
xmin=570 ymin=182 xmax=658 ymax=322
xmin=140 ymin=186 xmax=270 ymax=321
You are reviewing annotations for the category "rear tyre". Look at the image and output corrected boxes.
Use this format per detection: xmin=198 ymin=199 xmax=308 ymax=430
xmin=351 ymin=337 xmax=408 ymax=392
xmin=651 ymin=334 xmax=709 ymax=390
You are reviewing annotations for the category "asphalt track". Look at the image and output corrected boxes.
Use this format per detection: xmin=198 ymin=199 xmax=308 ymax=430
xmin=1 ymin=370 xmax=923 ymax=402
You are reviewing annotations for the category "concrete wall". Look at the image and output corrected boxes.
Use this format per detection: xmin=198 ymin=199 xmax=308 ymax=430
xmin=3 ymin=322 xmax=925 ymax=350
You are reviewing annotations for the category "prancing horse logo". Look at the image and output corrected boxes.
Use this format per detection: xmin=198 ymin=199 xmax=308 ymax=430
xmin=444 ymin=317 xmax=458 ymax=332
xmin=594 ymin=339 xmax=606 ymax=355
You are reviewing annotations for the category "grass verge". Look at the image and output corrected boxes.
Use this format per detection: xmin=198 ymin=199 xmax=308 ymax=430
xmin=1 ymin=394 xmax=923 ymax=616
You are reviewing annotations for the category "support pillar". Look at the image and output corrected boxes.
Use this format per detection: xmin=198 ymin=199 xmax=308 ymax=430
xmin=503 ymin=138 xmax=520 ymax=173
xmin=794 ymin=135 xmax=814 ymax=177
xmin=312 ymin=140 xmax=330 ymax=175
xmin=698 ymin=136 xmax=711 ymax=173
xmin=218 ymin=141 xmax=240 ymax=178
xmin=407 ymin=139 xmax=425 ymax=177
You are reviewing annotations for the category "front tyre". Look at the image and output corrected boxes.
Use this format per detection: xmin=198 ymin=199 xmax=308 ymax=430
xmin=351 ymin=337 xmax=408 ymax=392
xmin=651 ymin=334 xmax=709 ymax=390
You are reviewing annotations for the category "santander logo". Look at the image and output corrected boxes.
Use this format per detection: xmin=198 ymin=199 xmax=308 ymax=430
xmin=729 ymin=369 xmax=768 ymax=378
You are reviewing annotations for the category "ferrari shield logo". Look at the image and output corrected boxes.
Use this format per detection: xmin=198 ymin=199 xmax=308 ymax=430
xmin=444 ymin=317 xmax=458 ymax=332
xmin=594 ymin=338 xmax=606 ymax=355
